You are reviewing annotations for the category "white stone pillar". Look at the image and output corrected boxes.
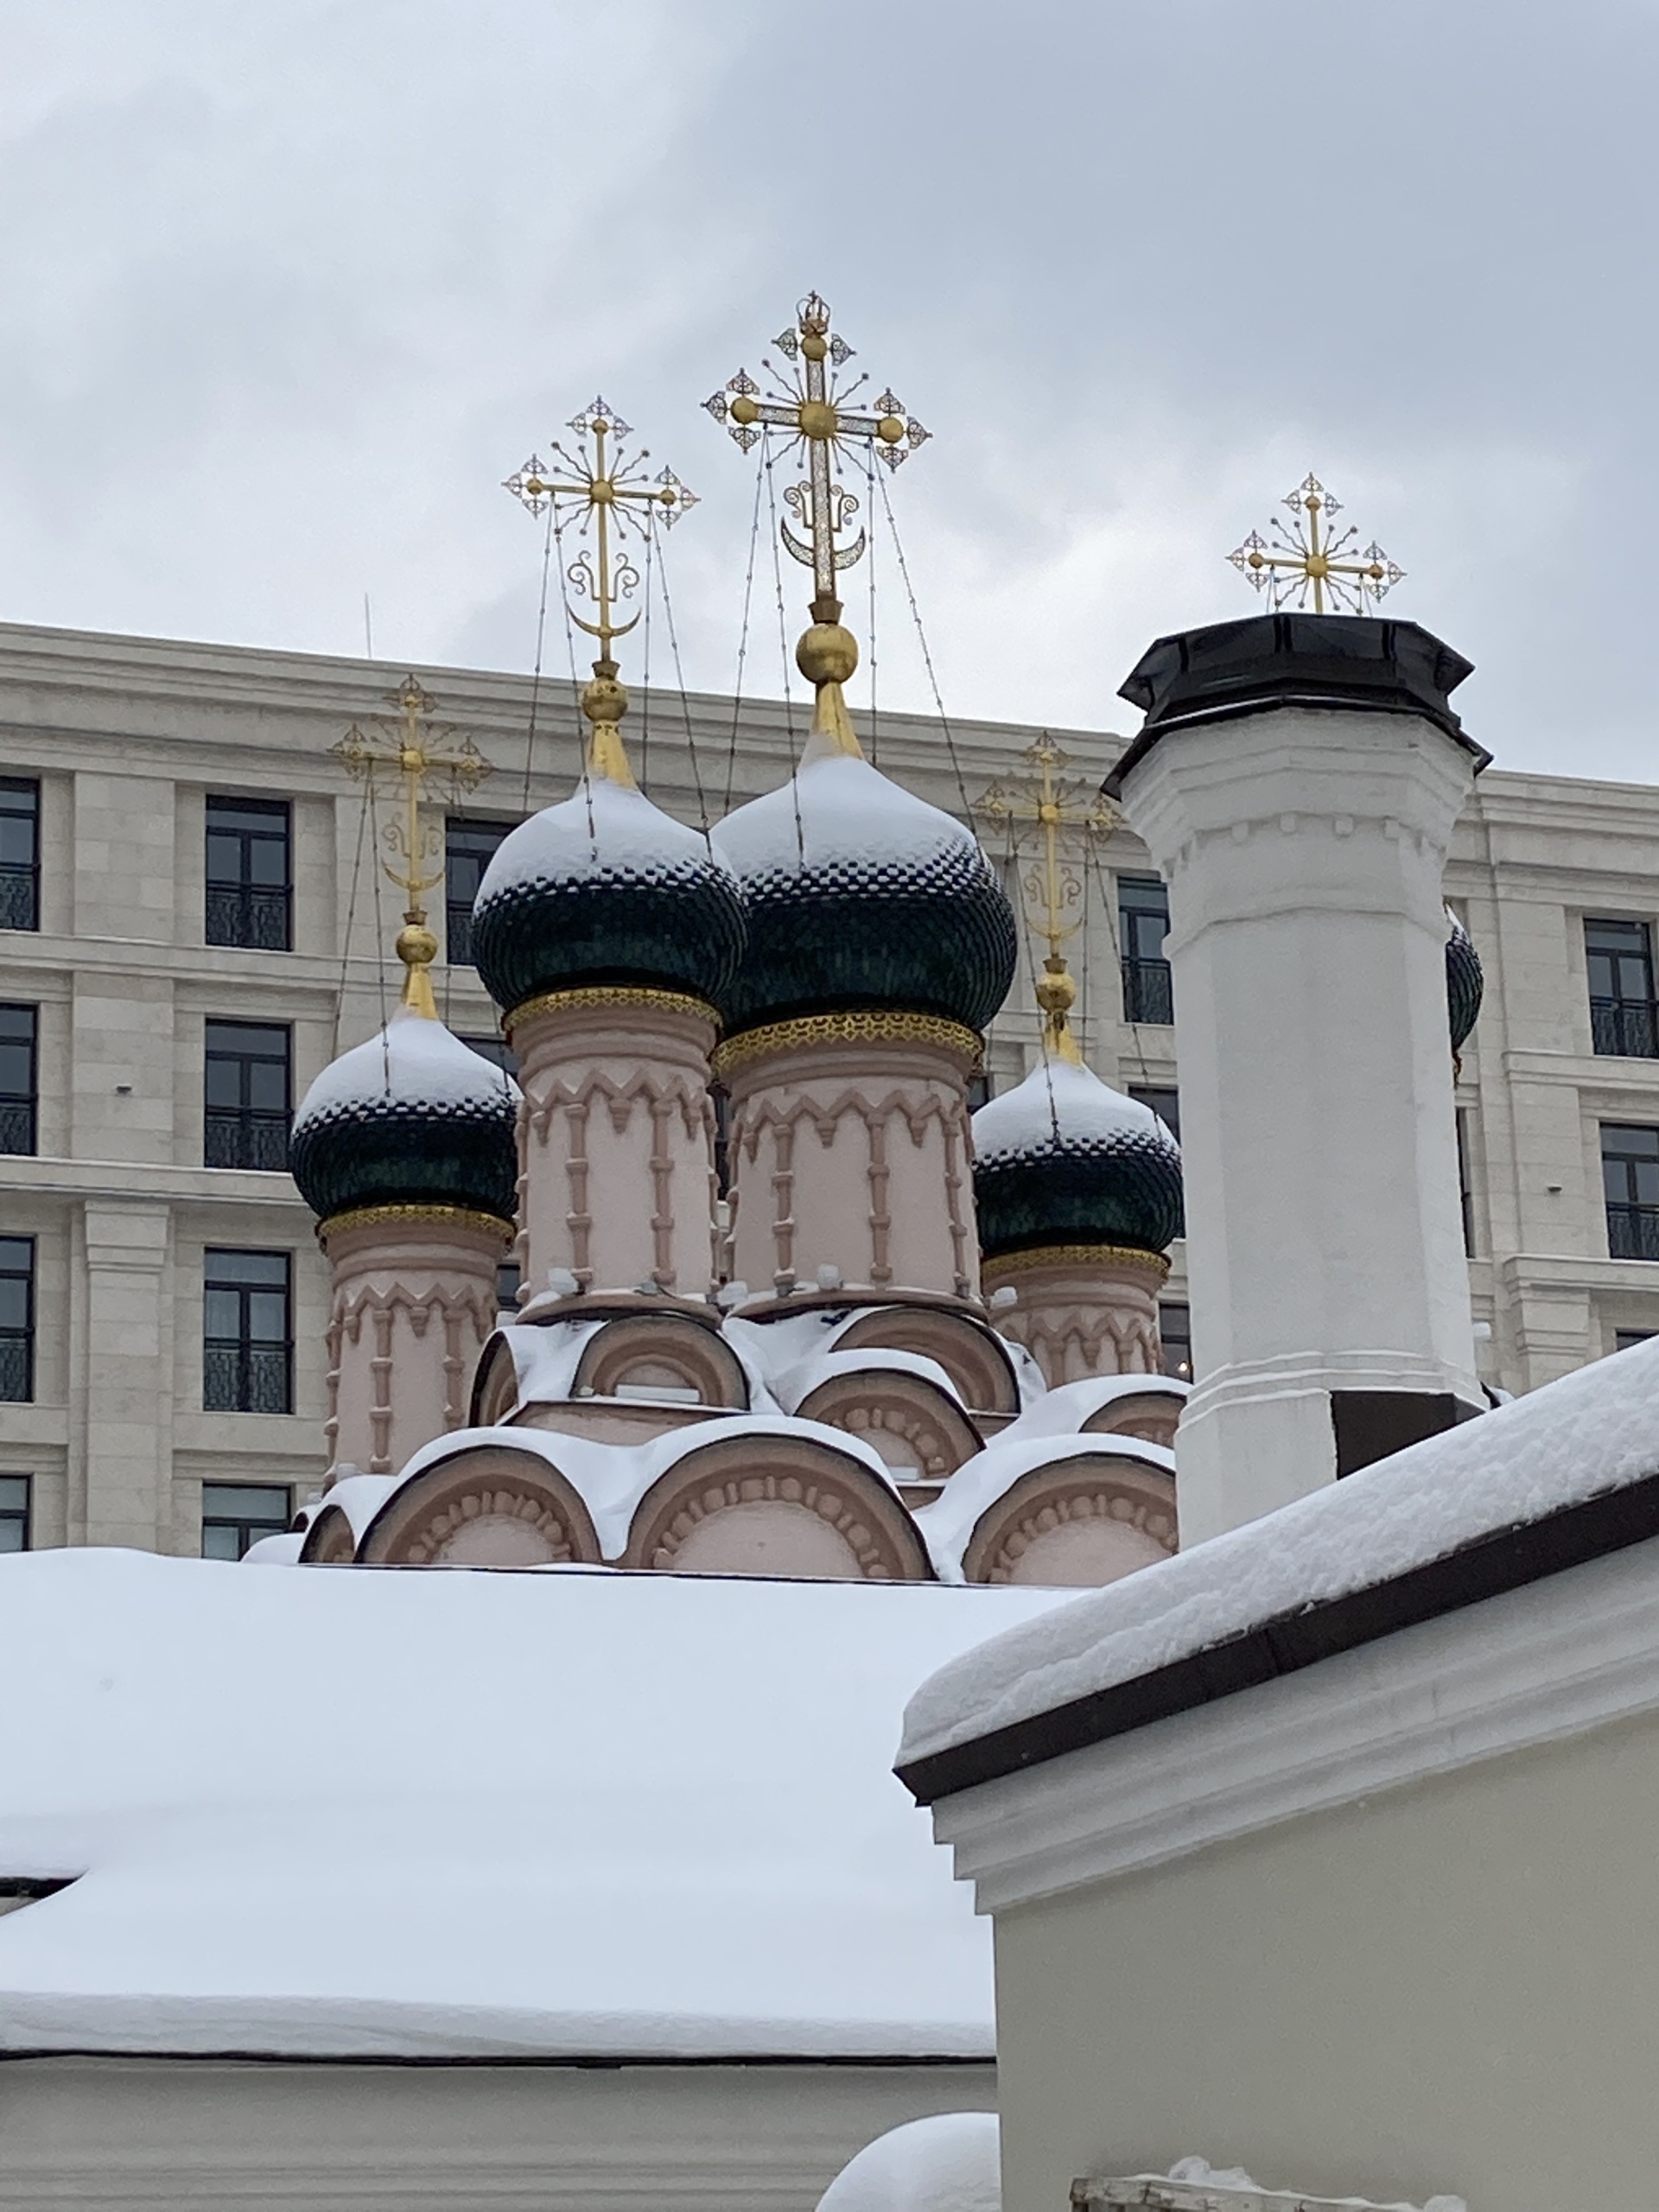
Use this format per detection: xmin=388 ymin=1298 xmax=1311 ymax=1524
xmin=1113 ymin=618 xmax=1484 ymax=1543
xmin=721 ymin=1020 xmax=980 ymax=1305
xmin=321 ymin=1211 xmax=507 ymax=1478
xmin=511 ymin=989 xmax=721 ymax=1307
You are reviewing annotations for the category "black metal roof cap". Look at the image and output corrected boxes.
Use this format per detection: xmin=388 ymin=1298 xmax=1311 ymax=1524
xmin=1106 ymin=613 xmax=1487 ymax=798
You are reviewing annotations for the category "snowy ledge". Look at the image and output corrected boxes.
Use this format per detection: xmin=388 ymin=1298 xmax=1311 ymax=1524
xmin=897 ymin=1335 xmax=1659 ymax=1803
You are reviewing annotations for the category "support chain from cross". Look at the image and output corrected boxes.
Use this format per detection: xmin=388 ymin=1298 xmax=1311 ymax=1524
xmin=504 ymin=399 xmax=697 ymax=788
xmin=1228 ymin=474 xmax=1404 ymax=615
xmin=332 ymin=677 xmax=493 ymax=1015
xmin=976 ymin=737 xmax=1117 ymax=1062
xmin=704 ymin=291 xmax=929 ymax=757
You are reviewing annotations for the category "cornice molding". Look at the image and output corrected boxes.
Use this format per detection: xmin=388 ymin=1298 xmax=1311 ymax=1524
xmin=925 ymin=1529 xmax=1659 ymax=1914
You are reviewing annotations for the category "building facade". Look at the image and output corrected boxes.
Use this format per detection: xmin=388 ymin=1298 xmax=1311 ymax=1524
xmin=1 ymin=616 xmax=1656 ymax=1559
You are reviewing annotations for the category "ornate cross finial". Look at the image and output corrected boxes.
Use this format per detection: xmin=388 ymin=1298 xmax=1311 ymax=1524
xmin=704 ymin=292 xmax=929 ymax=758
xmin=504 ymin=399 xmax=696 ymax=788
xmin=1228 ymin=474 xmax=1404 ymax=615
xmin=332 ymin=677 xmax=493 ymax=1015
xmin=976 ymin=737 xmax=1116 ymax=1063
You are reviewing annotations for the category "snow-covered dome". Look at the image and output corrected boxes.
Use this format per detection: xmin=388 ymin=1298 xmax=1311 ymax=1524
xmin=972 ymin=1053 xmax=1183 ymax=1259
xmin=712 ymin=748 xmax=1017 ymax=1039
xmin=816 ymin=2113 xmax=1001 ymax=2212
xmin=470 ymin=776 xmax=747 ymax=1020
xmin=289 ymin=1007 xmax=518 ymax=1229
xmin=1446 ymin=904 xmax=1483 ymax=1052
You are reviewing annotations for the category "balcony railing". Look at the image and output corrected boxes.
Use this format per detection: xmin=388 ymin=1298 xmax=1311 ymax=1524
xmin=205 ymin=1109 xmax=290 ymax=1173
xmin=1591 ymin=997 xmax=1659 ymax=1059
xmin=0 ymin=1333 xmax=31 ymax=1402
xmin=0 ymin=1098 xmax=34 ymax=1155
xmin=1607 ymin=1203 xmax=1659 ymax=1261
xmin=0 ymin=867 xmax=38 ymax=932
xmin=203 ymin=1344 xmax=292 ymax=1415
xmin=207 ymin=884 xmax=292 ymax=952
xmin=1122 ymin=956 xmax=1174 ymax=1027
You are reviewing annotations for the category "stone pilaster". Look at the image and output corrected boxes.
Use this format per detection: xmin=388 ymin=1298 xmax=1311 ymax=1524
xmin=982 ymin=1243 xmax=1169 ymax=1387
xmin=74 ymin=1200 xmax=173 ymax=1548
xmin=720 ymin=1017 xmax=980 ymax=1304
xmin=510 ymin=988 xmax=721 ymax=1306
xmin=320 ymin=1209 xmax=509 ymax=1478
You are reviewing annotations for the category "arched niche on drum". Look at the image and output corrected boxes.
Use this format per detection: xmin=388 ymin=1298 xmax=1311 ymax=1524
xmin=960 ymin=1452 xmax=1177 ymax=1588
xmin=356 ymin=1445 xmax=603 ymax=1569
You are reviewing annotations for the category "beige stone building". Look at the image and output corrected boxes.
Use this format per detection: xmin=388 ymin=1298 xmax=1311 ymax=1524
xmin=1 ymin=614 xmax=1656 ymax=1560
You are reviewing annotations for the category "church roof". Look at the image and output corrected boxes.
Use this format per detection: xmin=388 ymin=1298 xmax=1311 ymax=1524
xmin=0 ymin=1551 xmax=1064 ymax=2061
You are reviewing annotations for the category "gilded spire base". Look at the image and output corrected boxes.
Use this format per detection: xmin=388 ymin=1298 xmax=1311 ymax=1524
xmin=581 ymin=660 xmax=639 ymax=790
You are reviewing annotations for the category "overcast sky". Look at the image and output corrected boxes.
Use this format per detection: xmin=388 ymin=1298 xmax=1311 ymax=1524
xmin=2 ymin=0 xmax=1656 ymax=781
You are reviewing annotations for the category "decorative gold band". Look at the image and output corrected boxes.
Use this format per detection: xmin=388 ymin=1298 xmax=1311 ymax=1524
xmin=507 ymin=984 xmax=719 ymax=1034
xmin=982 ymin=1242 xmax=1173 ymax=1281
xmin=714 ymin=1009 xmax=982 ymax=1080
xmin=320 ymin=1203 xmax=516 ymax=1244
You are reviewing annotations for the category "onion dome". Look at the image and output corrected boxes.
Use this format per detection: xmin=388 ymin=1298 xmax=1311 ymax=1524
xmin=972 ymin=1043 xmax=1184 ymax=1262
xmin=289 ymin=1007 xmax=518 ymax=1230
xmin=1446 ymin=905 xmax=1483 ymax=1053
xmin=711 ymin=745 xmax=1018 ymax=1038
xmin=470 ymin=775 xmax=746 ymax=1019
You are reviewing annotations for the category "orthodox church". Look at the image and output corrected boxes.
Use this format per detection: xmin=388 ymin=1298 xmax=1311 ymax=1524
xmin=257 ymin=308 xmax=1478 ymax=1596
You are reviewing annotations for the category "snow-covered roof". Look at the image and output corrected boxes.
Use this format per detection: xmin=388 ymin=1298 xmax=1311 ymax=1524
xmin=899 ymin=1335 xmax=1659 ymax=1779
xmin=476 ymin=774 xmax=725 ymax=896
xmin=972 ymin=1054 xmax=1166 ymax=1165
xmin=916 ymin=1434 xmax=1177 ymax=1585
xmin=713 ymin=748 xmax=976 ymax=882
xmin=994 ymin=1372 xmax=1187 ymax=1445
xmin=817 ymin=2112 xmax=1001 ymax=2212
xmin=0 ymin=1552 xmax=1065 ymax=2060
xmin=292 ymin=1005 xmax=516 ymax=1132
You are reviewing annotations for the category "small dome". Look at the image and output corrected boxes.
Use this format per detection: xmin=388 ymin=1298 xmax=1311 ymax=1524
xmin=471 ymin=778 xmax=746 ymax=1019
xmin=712 ymin=750 xmax=1016 ymax=1038
xmin=1446 ymin=905 xmax=1483 ymax=1052
xmin=817 ymin=2114 xmax=1001 ymax=2212
xmin=973 ymin=1056 xmax=1183 ymax=1259
xmin=289 ymin=1009 xmax=518 ymax=1228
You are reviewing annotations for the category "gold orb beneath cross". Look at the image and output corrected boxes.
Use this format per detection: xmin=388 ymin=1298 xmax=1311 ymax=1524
xmin=397 ymin=921 xmax=438 ymax=971
xmin=582 ymin=672 xmax=629 ymax=727
xmin=797 ymin=621 xmax=858 ymax=687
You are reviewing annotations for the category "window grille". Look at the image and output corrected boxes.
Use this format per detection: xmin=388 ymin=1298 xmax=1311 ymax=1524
xmin=204 ymin=1020 xmax=290 ymax=1170
xmin=0 ymin=1237 xmax=34 ymax=1402
xmin=203 ymin=1249 xmax=293 ymax=1413
xmin=1119 ymin=875 xmax=1173 ymax=1025
xmin=206 ymin=796 xmax=292 ymax=951
xmin=1586 ymin=918 xmax=1659 ymax=1058
xmin=0 ymin=779 xmax=40 ymax=932
xmin=1602 ymin=1123 xmax=1659 ymax=1260
xmin=0 ymin=1004 xmax=35 ymax=1155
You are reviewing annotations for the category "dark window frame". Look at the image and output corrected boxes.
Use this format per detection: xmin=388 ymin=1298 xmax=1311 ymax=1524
xmin=1128 ymin=1084 xmax=1180 ymax=1144
xmin=0 ymin=1003 xmax=36 ymax=1156
xmin=0 ymin=778 xmax=40 ymax=933
xmin=202 ymin=1248 xmax=294 ymax=1414
xmin=1586 ymin=917 xmax=1659 ymax=1059
xmin=445 ymin=818 xmax=517 ymax=969
xmin=1159 ymin=1300 xmax=1192 ymax=1382
xmin=0 ymin=1473 xmax=29 ymax=1552
xmin=204 ymin=1020 xmax=291 ymax=1171
xmin=200 ymin=1480 xmax=293 ymax=1560
xmin=206 ymin=795 xmax=293 ymax=952
xmin=1602 ymin=1122 xmax=1659 ymax=1261
xmin=1119 ymin=874 xmax=1173 ymax=1026
xmin=0 ymin=1236 xmax=35 ymax=1403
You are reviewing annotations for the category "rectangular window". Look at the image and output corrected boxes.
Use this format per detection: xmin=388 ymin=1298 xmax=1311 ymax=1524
xmin=203 ymin=1249 xmax=293 ymax=1413
xmin=967 ymin=1072 xmax=995 ymax=1113
xmin=1616 ymin=1330 xmax=1656 ymax=1353
xmin=0 ymin=1005 xmax=36 ymax=1155
xmin=1159 ymin=1300 xmax=1192 ymax=1382
xmin=200 ymin=1480 xmax=292 ymax=1560
xmin=496 ymin=1257 xmax=522 ymax=1312
xmin=446 ymin=820 xmax=515 ymax=968
xmin=1129 ymin=1084 xmax=1180 ymax=1143
xmin=711 ymin=1080 xmax=733 ymax=1199
xmin=1586 ymin=918 xmax=1659 ymax=1058
xmin=1602 ymin=1123 xmax=1659 ymax=1260
xmin=206 ymin=796 xmax=292 ymax=951
xmin=0 ymin=1474 xmax=29 ymax=1552
xmin=0 ymin=779 xmax=40 ymax=932
xmin=1119 ymin=874 xmax=1173 ymax=1025
xmin=204 ymin=1020 xmax=290 ymax=1170
xmin=0 ymin=1236 xmax=34 ymax=1403
xmin=457 ymin=1033 xmax=519 ymax=1077
xmin=1456 ymin=1107 xmax=1475 ymax=1256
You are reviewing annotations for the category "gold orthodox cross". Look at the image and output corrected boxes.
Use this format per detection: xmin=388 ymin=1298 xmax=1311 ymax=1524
xmin=332 ymin=677 xmax=493 ymax=1014
xmin=976 ymin=737 xmax=1116 ymax=1061
xmin=704 ymin=292 xmax=929 ymax=754
xmin=504 ymin=399 xmax=696 ymax=786
xmin=1228 ymin=474 xmax=1404 ymax=615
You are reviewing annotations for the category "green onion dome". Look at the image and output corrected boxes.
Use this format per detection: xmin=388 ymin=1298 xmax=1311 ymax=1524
xmin=711 ymin=748 xmax=1018 ymax=1037
xmin=289 ymin=1009 xmax=518 ymax=1229
xmin=1446 ymin=905 xmax=1483 ymax=1053
xmin=469 ymin=778 xmax=746 ymax=1019
xmin=972 ymin=1056 xmax=1184 ymax=1260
